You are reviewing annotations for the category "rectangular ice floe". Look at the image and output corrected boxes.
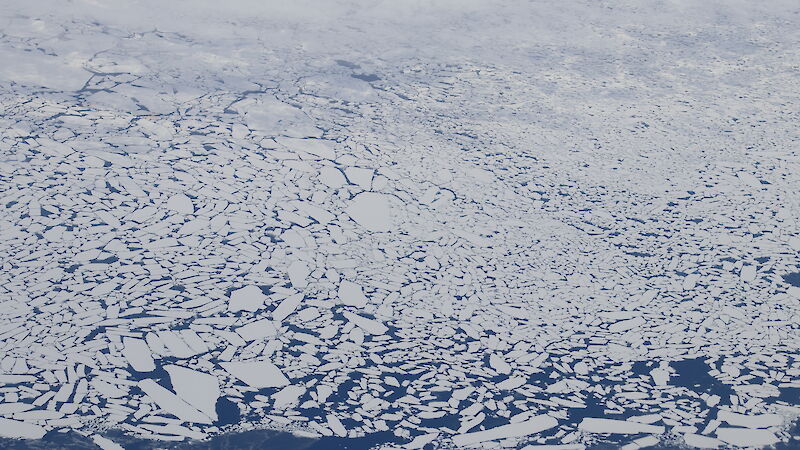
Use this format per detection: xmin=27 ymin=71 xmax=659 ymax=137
xmin=220 ymin=360 xmax=289 ymax=388
xmin=137 ymin=379 xmax=212 ymax=424
xmin=578 ymin=418 xmax=665 ymax=434
xmin=452 ymin=415 xmax=558 ymax=446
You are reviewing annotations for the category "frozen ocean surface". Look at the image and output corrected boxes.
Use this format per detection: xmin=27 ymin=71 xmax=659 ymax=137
xmin=1 ymin=0 xmax=800 ymax=448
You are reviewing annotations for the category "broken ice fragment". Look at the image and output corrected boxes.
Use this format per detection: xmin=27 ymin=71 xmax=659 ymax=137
xmin=272 ymin=385 xmax=305 ymax=409
xmin=236 ymin=319 xmax=279 ymax=341
xmin=327 ymin=414 xmax=347 ymax=437
xmin=490 ymin=353 xmax=512 ymax=375
xmin=715 ymin=428 xmax=778 ymax=447
xmin=716 ymin=411 xmax=782 ymax=429
xmin=166 ymin=193 xmax=194 ymax=214
xmin=165 ymin=365 xmax=220 ymax=421
xmin=406 ymin=432 xmax=439 ymax=449
xmin=338 ymin=280 xmax=368 ymax=307
xmin=649 ymin=367 xmax=670 ymax=386
xmin=228 ymin=285 xmax=268 ymax=312
xmin=344 ymin=166 xmax=373 ymax=189
xmin=319 ymin=167 xmax=347 ymax=188
xmin=91 ymin=435 xmax=125 ymax=450
xmin=740 ymin=265 xmax=757 ymax=282
xmin=343 ymin=311 xmax=388 ymax=335
xmin=521 ymin=445 xmax=585 ymax=450
xmin=287 ymin=261 xmax=310 ymax=288
xmin=683 ymin=433 xmax=723 ymax=449
xmin=0 ymin=418 xmax=47 ymax=439
xmin=122 ymin=337 xmax=155 ymax=372
xmin=608 ymin=316 xmax=645 ymax=333
xmin=137 ymin=379 xmax=213 ymax=424
xmin=277 ymin=137 xmax=336 ymax=159
xmin=497 ymin=376 xmax=527 ymax=390
xmin=345 ymin=192 xmax=392 ymax=232
xmin=273 ymin=293 xmax=303 ymax=322
xmin=220 ymin=360 xmax=289 ymax=388
xmin=452 ymin=415 xmax=558 ymax=446
xmin=578 ymin=418 xmax=665 ymax=434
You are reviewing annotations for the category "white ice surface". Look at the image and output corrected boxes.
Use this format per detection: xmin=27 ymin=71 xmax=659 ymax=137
xmin=137 ymin=379 xmax=213 ymax=424
xmin=453 ymin=415 xmax=558 ymax=446
xmin=1 ymin=1 xmax=799 ymax=448
xmin=121 ymin=337 xmax=155 ymax=372
xmin=345 ymin=192 xmax=392 ymax=232
xmin=220 ymin=360 xmax=290 ymax=388
xmin=165 ymin=365 xmax=220 ymax=421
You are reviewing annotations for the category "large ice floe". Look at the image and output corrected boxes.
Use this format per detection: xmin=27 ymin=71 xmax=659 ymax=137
xmin=1 ymin=0 xmax=800 ymax=448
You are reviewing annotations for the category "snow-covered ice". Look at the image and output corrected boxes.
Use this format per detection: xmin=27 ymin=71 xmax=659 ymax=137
xmin=1 ymin=0 xmax=799 ymax=448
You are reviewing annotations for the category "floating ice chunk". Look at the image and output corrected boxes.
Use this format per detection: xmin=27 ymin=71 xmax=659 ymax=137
xmin=239 ymin=96 xmax=319 ymax=137
xmin=0 ymin=375 xmax=34 ymax=384
xmin=628 ymin=414 xmax=662 ymax=425
xmin=740 ymin=265 xmax=756 ymax=282
xmin=327 ymin=414 xmax=347 ymax=437
xmin=452 ymin=415 xmax=558 ymax=446
xmin=609 ymin=316 xmax=645 ymax=333
xmin=497 ymin=375 xmax=527 ymax=390
xmin=521 ymin=445 xmax=585 ymax=450
xmin=490 ymin=354 xmax=512 ymax=375
xmin=317 ymin=385 xmax=334 ymax=403
xmin=228 ymin=285 xmax=268 ymax=312
xmin=91 ymin=435 xmax=125 ymax=450
xmin=346 ymin=192 xmax=391 ymax=232
xmin=296 ymin=306 xmax=320 ymax=322
xmin=0 ymin=404 xmax=34 ymax=414
xmin=137 ymin=379 xmax=212 ymax=424
xmin=122 ymin=337 xmax=155 ymax=372
xmin=91 ymin=379 xmax=126 ymax=398
xmin=116 ymin=176 xmax=146 ymax=197
xmin=716 ymin=411 xmax=782 ymax=429
xmin=158 ymin=331 xmax=198 ymax=358
xmin=220 ymin=360 xmax=289 ymax=388
xmin=287 ymin=261 xmax=310 ymax=288
xmin=406 ymin=432 xmax=439 ymax=449
xmin=578 ymin=418 xmax=665 ymax=434
xmin=91 ymin=281 xmax=118 ymax=296
xmin=345 ymin=167 xmax=374 ymax=189
xmin=715 ymin=428 xmax=778 ymax=447
xmin=43 ymin=226 xmax=65 ymax=241
xmin=338 ymin=281 xmax=368 ymax=307
xmin=649 ymin=367 xmax=670 ymax=386
xmin=236 ymin=319 xmax=279 ymax=341
xmin=319 ymin=167 xmax=347 ymax=188
xmin=683 ymin=433 xmax=723 ymax=449
xmin=273 ymin=293 xmax=303 ymax=322
xmin=0 ymin=418 xmax=47 ymax=439
xmin=75 ymin=249 xmax=102 ymax=262
xmin=277 ymin=137 xmax=336 ymax=159
xmin=281 ymin=229 xmax=306 ymax=247
xmin=272 ymin=385 xmax=305 ymax=409
xmin=177 ymin=218 xmax=209 ymax=236
xmin=683 ymin=273 xmax=700 ymax=290
xmin=166 ymin=193 xmax=194 ymax=215
xmin=165 ymin=365 xmax=220 ymax=421
xmin=622 ymin=436 xmax=659 ymax=450
xmin=295 ymin=201 xmax=335 ymax=224
xmin=343 ymin=311 xmax=388 ymax=335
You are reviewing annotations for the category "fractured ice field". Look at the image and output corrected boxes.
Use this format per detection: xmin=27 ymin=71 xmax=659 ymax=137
xmin=1 ymin=0 xmax=799 ymax=449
